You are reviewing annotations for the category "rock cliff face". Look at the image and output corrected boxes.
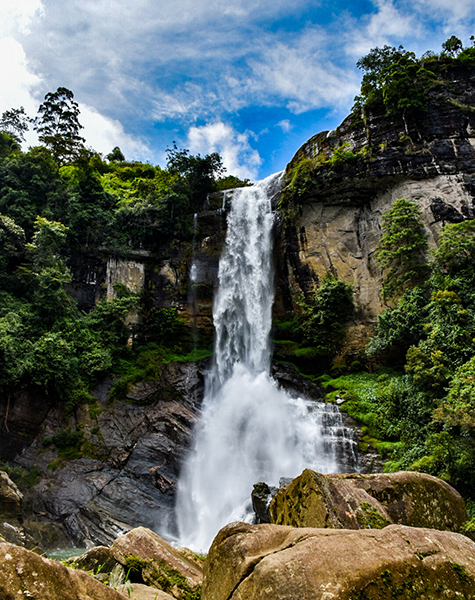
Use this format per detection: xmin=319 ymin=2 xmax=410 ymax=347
xmin=10 ymin=361 xmax=206 ymax=547
xmin=275 ymin=64 xmax=475 ymax=353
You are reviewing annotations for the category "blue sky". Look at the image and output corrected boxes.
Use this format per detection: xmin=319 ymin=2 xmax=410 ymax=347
xmin=1 ymin=0 xmax=474 ymax=179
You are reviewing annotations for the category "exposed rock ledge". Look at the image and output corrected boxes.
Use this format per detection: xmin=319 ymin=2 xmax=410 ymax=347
xmin=203 ymin=522 xmax=475 ymax=600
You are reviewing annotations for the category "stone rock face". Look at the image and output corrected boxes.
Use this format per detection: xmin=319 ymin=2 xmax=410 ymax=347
xmin=117 ymin=583 xmax=174 ymax=599
xmin=276 ymin=65 xmax=475 ymax=354
xmin=269 ymin=469 xmax=467 ymax=532
xmin=0 ymin=542 xmax=128 ymax=600
xmin=203 ymin=522 xmax=475 ymax=600
xmin=11 ymin=361 xmax=205 ymax=547
xmin=0 ymin=470 xmax=22 ymax=516
xmin=110 ymin=526 xmax=203 ymax=591
xmin=70 ymin=527 xmax=202 ymax=600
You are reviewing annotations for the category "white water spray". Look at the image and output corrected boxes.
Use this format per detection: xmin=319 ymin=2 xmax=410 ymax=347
xmin=176 ymin=173 xmax=357 ymax=551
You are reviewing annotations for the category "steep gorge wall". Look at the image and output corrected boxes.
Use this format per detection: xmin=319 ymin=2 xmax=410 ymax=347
xmin=275 ymin=64 xmax=475 ymax=354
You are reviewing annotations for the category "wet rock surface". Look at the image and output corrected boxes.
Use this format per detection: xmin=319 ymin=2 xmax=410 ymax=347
xmin=203 ymin=522 xmax=475 ymax=600
xmin=9 ymin=361 xmax=206 ymax=547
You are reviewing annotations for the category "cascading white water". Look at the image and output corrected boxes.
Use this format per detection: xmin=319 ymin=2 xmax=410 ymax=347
xmin=176 ymin=173 xmax=357 ymax=551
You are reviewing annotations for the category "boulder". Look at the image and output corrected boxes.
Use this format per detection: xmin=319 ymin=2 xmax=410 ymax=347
xmin=269 ymin=469 xmax=467 ymax=532
xmin=110 ymin=526 xmax=202 ymax=599
xmin=0 ymin=470 xmax=22 ymax=516
xmin=67 ymin=545 xmax=119 ymax=575
xmin=251 ymin=482 xmax=278 ymax=524
xmin=0 ymin=542 xmax=128 ymax=600
xmin=203 ymin=521 xmax=475 ymax=600
xmin=117 ymin=583 xmax=175 ymax=599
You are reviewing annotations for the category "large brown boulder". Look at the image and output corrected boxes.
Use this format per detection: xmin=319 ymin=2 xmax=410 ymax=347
xmin=203 ymin=521 xmax=475 ymax=600
xmin=110 ymin=526 xmax=202 ymax=599
xmin=269 ymin=469 xmax=467 ymax=532
xmin=0 ymin=470 xmax=22 ymax=516
xmin=0 ymin=542 xmax=128 ymax=600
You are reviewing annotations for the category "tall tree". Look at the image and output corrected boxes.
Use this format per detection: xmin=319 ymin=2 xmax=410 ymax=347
xmin=34 ymin=87 xmax=85 ymax=164
xmin=375 ymin=198 xmax=428 ymax=301
xmin=0 ymin=107 xmax=30 ymax=142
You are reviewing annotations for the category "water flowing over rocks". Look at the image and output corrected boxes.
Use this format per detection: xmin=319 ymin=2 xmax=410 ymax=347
xmin=176 ymin=175 xmax=359 ymax=552
xmin=203 ymin=522 xmax=475 ymax=600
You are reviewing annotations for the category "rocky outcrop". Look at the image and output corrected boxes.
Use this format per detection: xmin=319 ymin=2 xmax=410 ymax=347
xmin=203 ymin=521 xmax=475 ymax=600
xmin=0 ymin=470 xmax=22 ymax=516
xmin=10 ymin=361 xmax=205 ymax=547
xmin=110 ymin=526 xmax=202 ymax=593
xmin=277 ymin=65 xmax=475 ymax=353
xmin=69 ymin=527 xmax=202 ymax=600
xmin=0 ymin=542 xmax=128 ymax=600
xmin=268 ymin=469 xmax=467 ymax=532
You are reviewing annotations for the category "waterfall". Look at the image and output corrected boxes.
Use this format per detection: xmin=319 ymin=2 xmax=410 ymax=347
xmin=176 ymin=173 xmax=357 ymax=551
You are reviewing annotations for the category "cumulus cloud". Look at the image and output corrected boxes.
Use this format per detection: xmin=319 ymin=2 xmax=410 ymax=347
xmin=0 ymin=1 xmax=45 ymax=118
xmin=79 ymin=105 xmax=150 ymax=161
xmin=344 ymin=0 xmax=418 ymax=59
xmin=187 ymin=122 xmax=262 ymax=180
xmin=0 ymin=37 xmax=43 ymax=115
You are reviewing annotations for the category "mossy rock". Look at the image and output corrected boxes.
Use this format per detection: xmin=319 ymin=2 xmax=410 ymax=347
xmin=268 ymin=469 xmax=466 ymax=533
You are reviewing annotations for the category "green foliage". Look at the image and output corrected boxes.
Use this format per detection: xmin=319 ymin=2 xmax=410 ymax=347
xmin=328 ymin=141 xmax=357 ymax=165
xmin=375 ymin=198 xmax=428 ymax=301
xmin=366 ymin=286 xmax=430 ymax=362
xmin=353 ymin=39 xmax=475 ymax=118
xmin=216 ymin=175 xmax=252 ymax=190
xmin=166 ymin=143 xmax=225 ymax=211
xmin=0 ymin=463 xmax=41 ymax=491
xmin=106 ymin=146 xmax=125 ymax=162
xmin=442 ymin=36 xmax=463 ymax=57
xmin=431 ymin=219 xmax=475 ymax=304
xmin=300 ymin=274 xmax=354 ymax=355
xmin=282 ymin=157 xmax=316 ymax=207
xmin=33 ymin=87 xmax=85 ymax=164
xmin=0 ymin=107 xmax=30 ymax=143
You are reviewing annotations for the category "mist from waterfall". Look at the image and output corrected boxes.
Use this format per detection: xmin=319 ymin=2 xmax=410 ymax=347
xmin=176 ymin=173 xmax=357 ymax=552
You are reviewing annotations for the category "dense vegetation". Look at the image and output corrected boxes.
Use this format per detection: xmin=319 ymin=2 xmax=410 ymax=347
xmin=0 ymin=89 xmax=247 ymax=413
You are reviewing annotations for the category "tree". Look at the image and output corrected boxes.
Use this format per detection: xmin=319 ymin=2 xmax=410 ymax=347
xmin=34 ymin=87 xmax=85 ymax=164
xmin=106 ymin=146 xmax=125 ymax=162
xmin=375 ymin=198 xmax=428 ymax=301
xmin=166 ymin=144 xmax=225 ymax=209
xmin=354 ymin=45 xmax=406 ymax=107
xmin=0 ymin=107 xmax=30 ymax=142
xmin=431 ymin=219 xmax=475 ymax=303
xmin=442 ymin=36 xmax=463 ymax=57
xmin=300 ymin=274 xmax=354 ymax=354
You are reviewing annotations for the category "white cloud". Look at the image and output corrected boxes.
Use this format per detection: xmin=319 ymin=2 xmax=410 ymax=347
xmin=0 ymin=0 xmax=44 ymax=36
xmin=0 ymin=37 xmax=43 ymax=115
xmin=79 ymin=105 xmax=150 ymax=161
xmin=345 ymin=0 xmax=418 ymax=59
xmin=187 ymin=122 xmax=262 ymax=180
xmin=249 ymin=29 xmax=360 ymax=113
xmin=277 ymin=120 xmax=292 ymax=133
